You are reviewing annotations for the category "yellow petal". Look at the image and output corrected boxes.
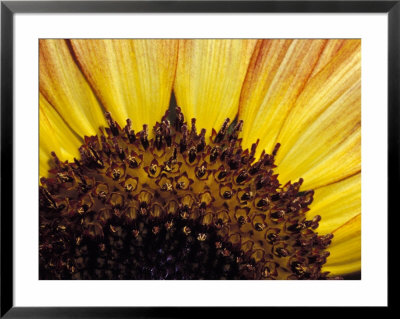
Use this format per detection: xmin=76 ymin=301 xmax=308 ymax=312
xmin=39 ymin=39 xmax=106 ymax=136
xmin=323 ymin=214 xmax=361 ymax=275
xmin=40 ymin=149 xmax=53 ymax=179
xmin=239 ymin=39 xmax=328 ymax=154
xmin=274 ymin=40 xmax=361 ymax=189
xmin=310 ymin=40 xmax=348 ymax=77
xmin=174 ymin=39 xmax=257 ymax=135
xmin=70 ymin=39 xmax=178 ymax=131
xmin=39 ymin=94 xmax=83 ymax=177
xmin=307 ymin=173 xmax=361 ymax=234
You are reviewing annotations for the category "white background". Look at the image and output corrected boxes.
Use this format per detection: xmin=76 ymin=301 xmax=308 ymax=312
xmin=14 ymin=13 xmax=388 ymax=306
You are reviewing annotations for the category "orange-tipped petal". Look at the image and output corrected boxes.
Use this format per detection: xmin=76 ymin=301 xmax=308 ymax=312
xmin=39 ymin=39 xmax=106 ymax=137
xmin=274 ymin=40 xmax=361 ymax=189
xmin=70 ymin=39 xmax=178 ymax=131
xmin=174 ymin=39 xmax=257 ymax=135
xmin=238 ymin=39 xmax=328 ymax=155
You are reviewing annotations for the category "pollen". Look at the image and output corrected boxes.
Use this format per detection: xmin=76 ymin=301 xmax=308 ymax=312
xmin=39 ymin=106 xmax=334 ymax=280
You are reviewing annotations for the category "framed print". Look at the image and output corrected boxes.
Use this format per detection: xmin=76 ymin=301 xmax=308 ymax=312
xmin=1 ymin=0 xmax=394 ymax=317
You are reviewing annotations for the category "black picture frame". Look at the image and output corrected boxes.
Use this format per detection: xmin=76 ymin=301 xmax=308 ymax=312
xmin=1 ymin=0 xmax=394 ymax=317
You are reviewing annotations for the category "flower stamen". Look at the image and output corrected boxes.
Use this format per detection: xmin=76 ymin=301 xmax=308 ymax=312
xmin=39 ymin=106 xmax=335 ymax=280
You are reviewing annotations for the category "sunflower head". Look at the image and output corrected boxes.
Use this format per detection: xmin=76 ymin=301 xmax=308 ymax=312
xmin=39 ymin=39 xmax=361 ymax=280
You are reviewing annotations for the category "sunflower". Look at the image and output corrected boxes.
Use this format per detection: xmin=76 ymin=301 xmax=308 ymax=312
xmin=39 ymin=39 xmax=361 ymax=280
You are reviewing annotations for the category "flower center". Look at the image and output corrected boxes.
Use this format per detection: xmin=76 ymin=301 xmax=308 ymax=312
xmin=39 ymin=106 xmax=333 ymax=280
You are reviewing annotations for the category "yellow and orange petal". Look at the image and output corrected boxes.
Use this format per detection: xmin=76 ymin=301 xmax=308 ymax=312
xmin=274 ymin=40 xmax=361 ymax=190
xmin=174 ymin=39 xmax=257 ymax=135
xmin=39 ymin=39 xmax=106 ymax=137
xmin=70 ymin=39 xmax=178 ymax=131
xmin=239 ymin=39 xmax=328 ymax=155
xmin=238 ymin=40 xmax=361 ymax=191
